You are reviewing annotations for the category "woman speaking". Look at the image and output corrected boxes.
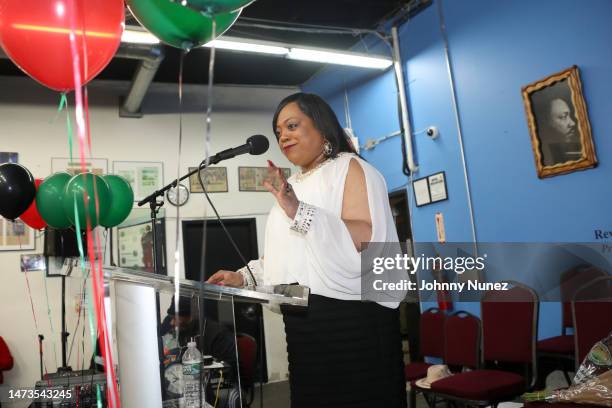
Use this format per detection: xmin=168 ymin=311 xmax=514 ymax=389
xmin=208 ymin=92 xmax=407 ymax=408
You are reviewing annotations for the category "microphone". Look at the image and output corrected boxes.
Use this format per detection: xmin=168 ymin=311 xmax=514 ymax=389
xmin=212 ymin=134 xmax=269 ymax=162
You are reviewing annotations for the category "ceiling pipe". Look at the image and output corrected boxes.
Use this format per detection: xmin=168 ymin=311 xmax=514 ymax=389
xmin=117 ymin=42 xmax=165 ymax=118
xmin=391 ymin=26 xmax=418 ymax=173
xmin=0 ymin=42 xmax=164 ymax=118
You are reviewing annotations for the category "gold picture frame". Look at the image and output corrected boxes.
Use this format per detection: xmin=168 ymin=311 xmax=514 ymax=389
xmin=521 ymin=66 xmax=597 ymax=178
xmin=189 ymin=166 xmax=228 ymax=193
xmin=238 ymin=166 xmax=291 ymax=192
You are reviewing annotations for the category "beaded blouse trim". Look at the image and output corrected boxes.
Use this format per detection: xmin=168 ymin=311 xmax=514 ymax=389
xmin=290 ymin=201 xmax=317 ymax=235
xmin=294 ymin=152 xmax=350 ymax=182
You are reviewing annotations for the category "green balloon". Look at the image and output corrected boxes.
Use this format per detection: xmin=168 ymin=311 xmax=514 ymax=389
xmin=181 ymin=0 xmax=255 ymax=15
xmin=63 ymin=173 xmax=111 ymax=229
xmin=100 ymin=175 xmax=134 ymax=228
xmin=37 ymin=172 xmax=72 ymax=229
xmin=126 ymin=0 xmax=241 ymax=50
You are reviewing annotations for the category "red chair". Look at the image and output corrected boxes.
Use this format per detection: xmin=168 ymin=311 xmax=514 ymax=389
xmin=427 ymin=281 xmax=539 ymax=408
xmin=405 ymin=308 xmax=446 ymax=408
xmin=413 ymin=311 xmax=481 ymax=407
xmin=0 ymin=336 xmax=13 ymax=385
xmin=444 ymin=311 xmax=481 ymax=371
xmin=572 ymin=276 xmax=612 ymax=367
xmin=404 ymin=308 xmax=446 ymax=384
xmin=236 ymin=333 xmax=257 ymax=407
xmin=537 ymin=266 xmax=606 ymax=385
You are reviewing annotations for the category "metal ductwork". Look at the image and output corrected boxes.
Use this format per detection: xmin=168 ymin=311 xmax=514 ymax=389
xmin=0 ymin=42 xmax=164 ymax=118
xmin=116 ymin=43 xmax=165 ymax=118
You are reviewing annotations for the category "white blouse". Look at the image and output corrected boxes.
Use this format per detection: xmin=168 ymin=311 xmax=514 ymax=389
xmin=242 ymin=152 xmax=406 ymax=309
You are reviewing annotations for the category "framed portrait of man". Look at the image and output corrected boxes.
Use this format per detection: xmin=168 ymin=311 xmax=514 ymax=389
xmin=522 ymin=66 xmax=597 ymax=178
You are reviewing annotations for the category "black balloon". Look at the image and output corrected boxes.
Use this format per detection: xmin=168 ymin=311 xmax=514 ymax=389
xmin=0 ymin=163 xmax=36 ymax=220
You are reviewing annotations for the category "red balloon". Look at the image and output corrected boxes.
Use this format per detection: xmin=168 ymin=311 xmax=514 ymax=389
xmin=0 ymin=0 xmax=124 ymax=92
xmin=20 ymin=179 xmax=47 ymax=230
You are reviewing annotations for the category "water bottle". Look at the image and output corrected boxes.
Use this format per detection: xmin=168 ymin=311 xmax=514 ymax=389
xmin=182 ymin=341 xmax=203 ymax=408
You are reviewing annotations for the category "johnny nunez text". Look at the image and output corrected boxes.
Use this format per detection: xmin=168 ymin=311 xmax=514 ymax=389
xmin=372 ymin=279 xmax=509 ymax=292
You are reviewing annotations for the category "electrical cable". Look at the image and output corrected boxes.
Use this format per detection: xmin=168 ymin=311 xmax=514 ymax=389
xmin=196 ymin=168 xmax=257 ymax=286
xmin=213 ymin=369 xmax=224 ymax=408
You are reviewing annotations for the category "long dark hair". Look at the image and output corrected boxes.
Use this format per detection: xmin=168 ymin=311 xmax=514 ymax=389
xmin=272 ymin=92 xmax=358 ymax=157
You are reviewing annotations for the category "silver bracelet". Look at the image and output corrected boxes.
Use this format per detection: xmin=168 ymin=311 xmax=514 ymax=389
xmin=289 ymin=201 xmax=317 ymax=235
xmin=237 ymin=266 xmax=256 ymax=288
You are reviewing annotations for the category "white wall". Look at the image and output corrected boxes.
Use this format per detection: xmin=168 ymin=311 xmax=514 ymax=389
xmin=0 ymin=76 xmax=297 ymax=405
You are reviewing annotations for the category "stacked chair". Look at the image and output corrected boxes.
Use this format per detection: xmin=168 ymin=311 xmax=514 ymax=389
xmin=537 ymin=265 xmax=606 ymax=386
xmin=411 ymin=311 xmax=481 ymax=407
xmin=524 ymin=275 xmax=612 ymax=408
xmin=404 ymin=307 xmax=447 ymax=384
xmin=414 ymin=281 xmax=539 ymax=408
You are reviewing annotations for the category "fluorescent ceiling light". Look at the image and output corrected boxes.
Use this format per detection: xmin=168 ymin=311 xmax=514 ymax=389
xmin=120 ymin=28 xmax=391 ymax=70
xmin=121 ymin=29 xmax=160 ymax=44
xmin=204 ymin=39 xmax=288 ymax=55
xmin=288 ymin=48 xmax=392 ymax=69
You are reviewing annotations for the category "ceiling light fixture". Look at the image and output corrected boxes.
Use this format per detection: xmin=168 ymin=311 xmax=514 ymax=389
xmin=288 ymin=48 xmax=392 ymax=69
xmin=121 ymin=29 xmax=160 ymax=44
xmin=120 ymin=28 xmax=392 ymax=70
xmin=204 ymin=38 xmax=288 ymax=55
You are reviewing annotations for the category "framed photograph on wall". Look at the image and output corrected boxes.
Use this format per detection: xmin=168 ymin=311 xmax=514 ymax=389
xmin=428 ymin=172 xmax=448 ymax=203
xmin=239 ymin=166 xmax=291 ymax=192
xmin=113 ymin=161 xmax=164 ymax=202
xmin=521 ymin=66 xmax=597 ymax=178
xmin=0 ymin=218 xmax=35 ymax=251
xmin=189 ymin=166 xmax=228 ymax=193
xmin=0 ymin=152 xmax=18 ymax=164
xmin=51 ymin=157 xmax=108 ymax=175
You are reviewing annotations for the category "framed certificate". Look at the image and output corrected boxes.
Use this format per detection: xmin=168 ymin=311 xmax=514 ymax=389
xmin=428 ymin=172 xmax=448 ymax=203
xmin=412 ymin=177 xmax=431 ymax=207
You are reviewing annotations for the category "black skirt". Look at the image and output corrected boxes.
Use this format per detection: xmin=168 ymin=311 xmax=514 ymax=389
xmin=282 ymin=294 xmax=407 ymax=408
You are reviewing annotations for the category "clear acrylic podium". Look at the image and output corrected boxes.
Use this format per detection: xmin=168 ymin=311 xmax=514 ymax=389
xmin=104 ymin=266 xmax=309 ymax=408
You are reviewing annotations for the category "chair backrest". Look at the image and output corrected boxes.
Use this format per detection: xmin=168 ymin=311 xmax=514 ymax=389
xmin=572 ymin=276 xmax=612 ymax=364
xmin=419 ymin=307 xmax=446 ymax=359
xmin=560 ymin=266 xmax=607 ymax=330
xmin=236 ymin=333 xmax=257 ymax=386
xmin=444 ymin=311 xmax=480 ymax=369
xmin=481 ymin=281 xmax=539 ymax=367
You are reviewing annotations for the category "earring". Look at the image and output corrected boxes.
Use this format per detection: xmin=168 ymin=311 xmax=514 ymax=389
xmin=323 ymin=140 xmax=332 ymax=157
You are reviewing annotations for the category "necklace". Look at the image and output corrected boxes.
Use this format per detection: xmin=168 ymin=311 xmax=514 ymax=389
xmin=295 ymin=152 xmax=348 ymax=182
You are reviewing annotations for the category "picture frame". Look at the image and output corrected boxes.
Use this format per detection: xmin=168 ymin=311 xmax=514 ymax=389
xmin=428 ymin=171 xmax=448 ymax=203
xmin=412 ymin=176 xmax=431 ymax=207
xmin=0 ymin=218 xmax=35 ymax=251
xmin=188 ymin=166 xmax=228 ymax=193
xmin=0 ymin=152 xmax=18 ymax=164
xmin=521 ymin=66 xmax=597 ymax=178
xmin=112 ymin=161 xmax=164 ymax=202
xmin=21 ymin=254 xmax=46 ymax=272
xmin=238 ymin=166 xmax=291 ymax=192
xmin=51 ymin=157 xmax=108 ymax=176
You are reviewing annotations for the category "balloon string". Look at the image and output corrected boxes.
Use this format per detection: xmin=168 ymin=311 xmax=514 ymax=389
xmin=57 ymin=93 xmax=74 ymax=162
xmin=173 ymin=50 xmax=186 ymax=340
xmin=68 ymin=0 xmax=118 ymax=404
xmin=42 ymin=274 xmax=60 ymax=368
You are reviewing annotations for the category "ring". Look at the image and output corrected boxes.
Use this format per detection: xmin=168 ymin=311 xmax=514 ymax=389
xmin=285 ymin=183 xmax=293 ymax=194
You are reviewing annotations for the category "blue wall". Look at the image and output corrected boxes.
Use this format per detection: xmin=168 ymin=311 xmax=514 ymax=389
xmin=303 ymin=0 xmax=612 ymax=339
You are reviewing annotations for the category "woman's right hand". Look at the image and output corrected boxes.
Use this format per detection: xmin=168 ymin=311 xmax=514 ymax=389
xmin=207 ymin=270 xmax=244 ymax=287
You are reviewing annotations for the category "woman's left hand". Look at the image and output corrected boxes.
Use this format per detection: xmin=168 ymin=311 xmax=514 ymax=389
xmin=263 ymin=160 xmax=299 ymax=219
